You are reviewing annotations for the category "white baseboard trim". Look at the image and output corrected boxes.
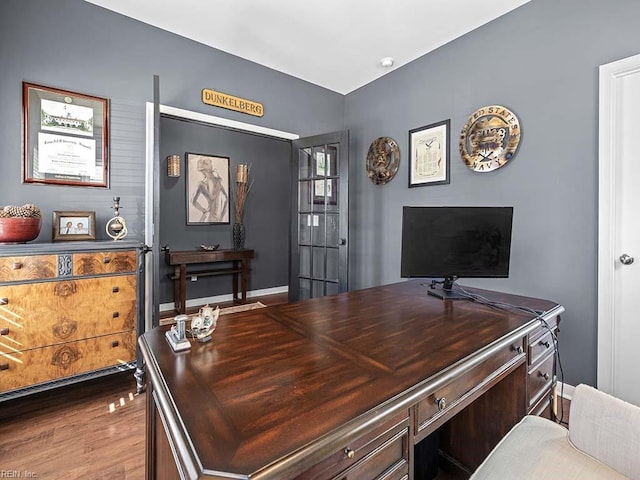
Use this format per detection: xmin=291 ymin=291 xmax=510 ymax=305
xmin=159 ymin=285 xmax=288 ymax=313
xmin=557 ymin=381 xmax=576 ymax=400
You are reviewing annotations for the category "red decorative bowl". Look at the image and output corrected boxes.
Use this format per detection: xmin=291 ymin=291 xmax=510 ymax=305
xmin=0 ymin=217 xmax=42 ymax=244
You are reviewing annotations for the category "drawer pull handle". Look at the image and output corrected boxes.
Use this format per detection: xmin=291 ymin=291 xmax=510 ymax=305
xmin=103 ymin=257 xmax=111 ymax=264
xmin=111 ymin=341 xmax=119 ymax=348
xmin=112 ymin=286 xmax=120 ymax=293
xmin=112 ymin=312 xmax=119 ymax=318
xmin=436 ymin=397 xmax=447 ymax=411
xmin=511 ymin=345 xmax=524 ymax=355
xmin=539 ymin=340 xmax=551 ymax=349
xmin=0 ymin=328 xmax=8 ymax=335
xmin=0 ymin=363 xmax=8 ymax=371
xmin=0 ymin=298 xmax=8 ymax=305
xmin=12 ymin=262 xmax=23 ymax=270
xmin=539 ymin=372 xmax=550 ymax=381
xmin=344 ymin=448 xmax=355 ymax=459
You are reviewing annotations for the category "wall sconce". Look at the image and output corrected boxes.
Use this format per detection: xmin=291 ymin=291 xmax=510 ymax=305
xmin=167 ymin=155 xmax=181 ymax=177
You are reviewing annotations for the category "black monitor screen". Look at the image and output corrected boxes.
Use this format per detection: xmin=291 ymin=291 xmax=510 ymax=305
xmin=401 ymin=206 xmax=513 ymax=280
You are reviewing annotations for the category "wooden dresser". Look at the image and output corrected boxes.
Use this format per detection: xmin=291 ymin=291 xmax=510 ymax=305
xmin=0 ymin=242 xmax=145 ymax=400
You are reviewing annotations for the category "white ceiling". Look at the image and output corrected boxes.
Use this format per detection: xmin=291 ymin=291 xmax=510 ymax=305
xmin=85 ymin=0 xmax=530 ymax=94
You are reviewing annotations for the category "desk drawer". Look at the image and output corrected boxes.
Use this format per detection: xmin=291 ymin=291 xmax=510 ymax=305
xmin=296 ymin=411 xmax=409 ymax=480
xmin=73 ymin=250 xmax=137 ymax=276
xmin=0 ymin=255 xmax=58 ymax=282
xmin=0 ymin=330 xmax=136 ymax=393
xmin=528 ymin=329 xmax=555 ymax=366
xmin=416 ymin=338 xmax=524 ymax=434
xmin=528 ymin=353 xmax=555 ymax=408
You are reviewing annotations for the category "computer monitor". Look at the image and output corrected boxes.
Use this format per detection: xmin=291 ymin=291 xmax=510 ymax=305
xmin=401 ymin=206 xmax=513 ymax=299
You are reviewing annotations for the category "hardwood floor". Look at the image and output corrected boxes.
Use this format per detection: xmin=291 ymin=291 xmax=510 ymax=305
xmin=0 ymin=292 xmax=289 ymax=480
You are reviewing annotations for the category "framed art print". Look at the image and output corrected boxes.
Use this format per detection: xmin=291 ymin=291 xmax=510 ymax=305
xmin=23 ymin=82 xmax=109 ymax=187
xmin=186 ymin=152 xmax=230 ymax=225
xmin=408 ymin=119 xmax=450 ymax=187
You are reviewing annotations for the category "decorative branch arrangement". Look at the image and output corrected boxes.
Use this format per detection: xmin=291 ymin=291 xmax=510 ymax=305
xmin=233 ymin=163 xmax=253 ymax=224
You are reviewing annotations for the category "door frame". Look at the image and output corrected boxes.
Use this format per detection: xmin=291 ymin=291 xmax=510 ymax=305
xmin=144 ymin=103 xmax=298 ymax=329
xmin=597 ymin=52 xmax=640 ymax=393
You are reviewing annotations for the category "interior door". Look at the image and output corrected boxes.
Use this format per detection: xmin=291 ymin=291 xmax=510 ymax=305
xmin=290 ymin=131 xmax=349 ymax=302
xmin=598 ymin=53 xmax=640 ymax=406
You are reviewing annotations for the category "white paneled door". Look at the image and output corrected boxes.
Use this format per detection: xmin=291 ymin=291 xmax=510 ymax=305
xmin=598 ymin=53 xmax=640 ymax=406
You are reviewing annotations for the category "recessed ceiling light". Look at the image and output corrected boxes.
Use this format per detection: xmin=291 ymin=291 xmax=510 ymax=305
xmin=380 ymin=57 xmax=394 ymax=68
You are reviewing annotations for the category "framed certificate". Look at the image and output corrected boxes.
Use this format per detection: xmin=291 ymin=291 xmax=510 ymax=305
xmin=23 ymin=82 xmax=109 ymax=187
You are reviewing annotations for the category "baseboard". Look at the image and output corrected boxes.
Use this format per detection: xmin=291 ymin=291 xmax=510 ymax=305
xmin=557 ymin=381 xmax=576 ymax=400
xmin=159 ymin=285 xmax=288 ymax=312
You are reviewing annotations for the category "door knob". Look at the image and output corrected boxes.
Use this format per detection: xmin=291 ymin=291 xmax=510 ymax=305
xmin=620 ymin=254 xmax=635 ymax=265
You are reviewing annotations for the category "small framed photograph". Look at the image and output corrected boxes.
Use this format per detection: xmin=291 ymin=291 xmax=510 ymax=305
xmin=408 ymin=119 xmax=450 ymax=187
xmin=186 ymin=152 xmax=230 ymax=225
xmin=23 ymin=82 xmax=109 ymax=187
xmin=53 ymin=211 xmax=96 ymax=241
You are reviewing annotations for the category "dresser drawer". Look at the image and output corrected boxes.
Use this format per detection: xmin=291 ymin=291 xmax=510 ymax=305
xmin=0 ymin=275 xmax=137 ymax=350
xmin=0 ymin=330 xmax=137 ymax=393
xmin=528 ymin=353 xmax=555 ymax=408
xmin=416 ymin=338 xmax=524 ymax=435
xmin=296 ymin=411 xmax=409 ymax=480
xmin=73 ymin=250 xmax=137 ymax=276
xmin=0 ymin=255 xmax=58 ymax=282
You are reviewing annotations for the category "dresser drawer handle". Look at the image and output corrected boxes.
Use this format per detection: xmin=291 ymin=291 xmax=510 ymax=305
xmin=344 ymin=448 xmax=355 ymax=459
xmin=436 ymin=397 xmax=447 ymax=411
xmin=0 ymin=363 xmax=8 ymax=371
xmin=0 ymin=328 xmax=8 ymax=336
xmin=103 ymin=257 xmax=111 ymax=264
xmin=539 ymin=372 xmax=550 ymax=381
xmin=112 ymin=312 xmax=119 ymax=318
xmin=12 ymin=262 xmax=23 ymax=270
xmin=112 ymin=286 xmax=120 ymax=293
xmin=111 ymin=341 xmax=119 ymax=348
xmin=539 ymin=340 xmax=551 ymax=349
xmin=0 ymin=298 xmax=8 ymax=305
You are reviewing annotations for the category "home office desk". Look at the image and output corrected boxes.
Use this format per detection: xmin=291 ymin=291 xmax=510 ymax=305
xmin=139 ymin=280 xmax=563 ymax=480
xmin=165 ymin=248 xmax=254 ymax=314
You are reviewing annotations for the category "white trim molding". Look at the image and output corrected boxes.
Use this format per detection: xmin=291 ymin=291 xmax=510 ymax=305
xmin=159 ymin=285 xmax=289 ymax=313
xmin=597 ymin=52 xmax=640 ymax=394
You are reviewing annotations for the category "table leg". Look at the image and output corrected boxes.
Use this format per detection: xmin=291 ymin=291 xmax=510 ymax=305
xmin=232 ymin=260 xmax=239 ymax=303
xmin=176 ymin=264 xmax=187 ymax=314
xmin=241 ymin=259 xmax=249 ymax=302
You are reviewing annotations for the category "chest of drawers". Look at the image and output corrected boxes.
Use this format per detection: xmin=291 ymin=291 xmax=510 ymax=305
xmin=0 ymin=242 xmax=144 ymax=400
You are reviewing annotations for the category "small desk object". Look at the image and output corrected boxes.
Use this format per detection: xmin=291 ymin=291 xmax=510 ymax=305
xmin=140 ymin=280 xmax=563 ymax=480
xmin=165 ymin=248 xmax=254 ymax=314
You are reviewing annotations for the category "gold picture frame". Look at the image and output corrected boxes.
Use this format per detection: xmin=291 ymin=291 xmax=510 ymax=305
xmin=52 ymin=211 xmax=96 ymax=241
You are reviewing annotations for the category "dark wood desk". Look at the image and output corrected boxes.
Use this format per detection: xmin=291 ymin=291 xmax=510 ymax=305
xmin=140 ymin=281 xmax=563 ymax=480
xmin=165 ymin=249 xmax=254 ymax=314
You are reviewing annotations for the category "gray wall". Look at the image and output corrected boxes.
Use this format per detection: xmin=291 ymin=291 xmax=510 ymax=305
xmin=0 ymin=0 xmax=343 ymax=242
xmin=3 ymin=0 xmax=639 ymax=388
xmin=159 ymin=117 xmax=291 ymax=303
xmin=345 ymin=0 xmax=640 ymax=387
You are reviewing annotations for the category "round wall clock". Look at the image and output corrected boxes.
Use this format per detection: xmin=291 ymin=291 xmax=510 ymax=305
xmin=459 ymin=105 xmax=521 ymax=173
xmin=366 ymin=137 xmax=400 ymax=185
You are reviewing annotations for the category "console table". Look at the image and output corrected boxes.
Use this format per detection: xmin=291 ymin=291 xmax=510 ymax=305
xmin=140 ymin=280 xmax=563 ymax=479
xmin=165 ymin=248 xmax=254 ymax=314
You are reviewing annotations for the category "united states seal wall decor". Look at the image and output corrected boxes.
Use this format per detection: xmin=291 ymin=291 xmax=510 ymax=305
xmin=459 ymin=105 xmax=521 ymax=172
xmin=366 ymin=137 xmax=400 ymax=185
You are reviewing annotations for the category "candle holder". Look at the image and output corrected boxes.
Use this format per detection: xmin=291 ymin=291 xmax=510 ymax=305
xmin=106 ymin=197 xmax=128 ymax=240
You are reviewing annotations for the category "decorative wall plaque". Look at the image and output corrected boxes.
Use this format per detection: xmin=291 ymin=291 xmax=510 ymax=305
xmin=459 ymin=105 xmax=521 ymax=172
xmin=366 ymin=137 xmax=400 ymax=185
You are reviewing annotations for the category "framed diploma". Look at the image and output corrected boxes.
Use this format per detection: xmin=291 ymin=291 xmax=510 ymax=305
xmin=408 ymin=119 xmax=450 ymax=187
xmin=22 ymin=82 xmax=109 ymax=187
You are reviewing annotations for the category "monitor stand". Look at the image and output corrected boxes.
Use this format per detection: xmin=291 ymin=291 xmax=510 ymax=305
xmin=426 ymin=276 xmax=469 ymax=301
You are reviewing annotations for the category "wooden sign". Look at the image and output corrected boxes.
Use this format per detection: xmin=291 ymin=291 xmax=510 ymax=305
xmin=201 ymin=88 xmax=264 ymax=117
